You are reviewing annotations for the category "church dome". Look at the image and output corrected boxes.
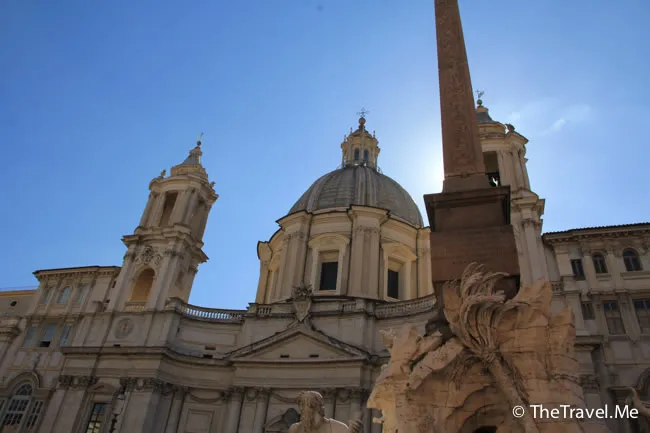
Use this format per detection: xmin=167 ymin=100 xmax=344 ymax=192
xmin=289 ymin=117 xmax=424 ymax=227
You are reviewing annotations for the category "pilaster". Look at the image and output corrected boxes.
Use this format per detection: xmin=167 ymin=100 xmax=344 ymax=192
xmin=225 ymin=387 xmax=245 ymax=433
xmin=253 ymin=388 xmax=271 ymax=433
xmin=164 ymin=387 xmax=187 ymax=433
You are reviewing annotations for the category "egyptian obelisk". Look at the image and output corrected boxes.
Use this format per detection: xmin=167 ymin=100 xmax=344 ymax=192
xmin=424 ymin=0 xmax=520 ymax=303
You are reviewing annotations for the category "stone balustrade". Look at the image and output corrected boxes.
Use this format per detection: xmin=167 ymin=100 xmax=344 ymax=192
xmin=167 ymin=298 xmax=245 ymax=323
xmin=124 ymin=301 xmax=146 ymax=312
xmin=375 ymin=295 xmax=435 ymax=318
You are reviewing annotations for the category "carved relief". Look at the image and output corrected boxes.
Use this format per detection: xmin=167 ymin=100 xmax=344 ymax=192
xmin=134 ymin=246 xmax=162 ymax=267
xmin=114 ymin=318 xmax=134 ymax=339
xmin=367 ymin=263 xmax=611 ymax=433
xmin=291 ymin=283 xmax=313 ymax=323
xmin=58 ymin=375 xmax=99 ymax=390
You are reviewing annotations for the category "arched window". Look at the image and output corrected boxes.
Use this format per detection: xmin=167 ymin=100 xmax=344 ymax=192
xmin=0 ymin=382 xmax=44 ymax=431
xmin=130 ymin=268 xmax=155 ymax=302
xmin=363 ymin=149 xmax=369 ymax=163
xmin=623 ymin=249 xmax=643 ymax=272
xmin=353 ymin=149 xmax=359 ymax=162
xmin=592 ymin=253 xmax=608 ymax=274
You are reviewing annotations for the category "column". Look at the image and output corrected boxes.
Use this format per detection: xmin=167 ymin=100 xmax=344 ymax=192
xmin=309 ymin=248 xmax=320 ymax=289
xmin=180 ymin=189 xmax=198 ymax=225
xmin=349 ymin=389 xmax=362 ymax=420
xmin=51 ymin=388 xmax=86 ymax=433
xmin=402 ymin=260 xmax=413 ymax=300
xmin=496 ymin=150 xmax=513 ymax=187
xmin=255 ymin=261 xmax=270 ymax=304
xmin=37 ymin=388 xmax=66 ymax=433
xmin=581 ymin=247 xmax=599 ymax=289
xmin=148 ymin=250 xmax=178 ymax=310
xmin=253 ymin=389 xmax=270 ymax=433
xmin=522 ymin=219 xmax=544 ymax=281
xmin=604 ymin=245 xmax=624 ymax=290
xmin=368 ymin=229 xmax=380 ymax=298
xmin=512 ymin=150 xmax=525 ymax=190
xmin=225 ymin=388 xmax=244 ymax=433
xmin=336 ymin=247 xmax=346 ymax=294
xmin=139 ymin=192 xmax=156 ymax=227
xmin=349 ymin=225 xmax=365 ymax=296
xmin=164 ymin=387 xmax=187 ymax=433
xmin=149 ymin=193 xmax=166 ymax=227
xmin=521 ymin=153 xmax=531 ymax=189
xmin=322 ymin=389 xmax=336 ymax=419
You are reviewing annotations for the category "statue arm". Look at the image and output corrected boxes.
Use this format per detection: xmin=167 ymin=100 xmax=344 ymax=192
xmin=627 ymin=387 xmax=650 ymax=418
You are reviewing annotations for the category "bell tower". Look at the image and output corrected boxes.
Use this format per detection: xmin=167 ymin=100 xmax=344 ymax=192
xmin=109 ymin=136 xmax=218 ymax=312
xmin=476 ymin=99 xmax=548 ymax=285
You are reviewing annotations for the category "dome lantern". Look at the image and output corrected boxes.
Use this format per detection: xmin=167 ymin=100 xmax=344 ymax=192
xmin=340 ymin=114 xmax=381 ymax=170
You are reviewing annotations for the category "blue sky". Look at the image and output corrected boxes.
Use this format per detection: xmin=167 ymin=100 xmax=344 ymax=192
xmin=1 ymin=1 xmax=649 ymax=309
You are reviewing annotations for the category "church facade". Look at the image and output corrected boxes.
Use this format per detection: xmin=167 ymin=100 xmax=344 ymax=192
xmin=0 ymin=105 xmax=648 ymax=433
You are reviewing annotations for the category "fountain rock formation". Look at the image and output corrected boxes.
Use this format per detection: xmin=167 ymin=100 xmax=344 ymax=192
xmin=367 ymin=263 xmax=611 ymax=433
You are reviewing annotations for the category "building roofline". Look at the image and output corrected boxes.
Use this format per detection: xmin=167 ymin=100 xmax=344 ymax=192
xmin=33 ymin=265 xmax=121 ymax=276
xmin=543 ymin=222 xmax=650 ymax=238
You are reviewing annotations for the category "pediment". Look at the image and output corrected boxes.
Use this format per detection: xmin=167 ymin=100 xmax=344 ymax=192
xmin=228 ymin=325 xmax=367 ymax=362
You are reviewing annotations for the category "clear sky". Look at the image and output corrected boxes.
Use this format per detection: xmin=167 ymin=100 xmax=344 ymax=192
xmin=1 ymin=1 xmax=649 ymax=309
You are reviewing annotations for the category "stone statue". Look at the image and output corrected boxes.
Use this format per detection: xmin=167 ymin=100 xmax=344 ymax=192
xmin=289 ymin=391 xmax=362 ymax=433
xmin=367 ymin=263 xmax=611 ymax=433
xmin=626 ymin=388 xmax=650 ymax=432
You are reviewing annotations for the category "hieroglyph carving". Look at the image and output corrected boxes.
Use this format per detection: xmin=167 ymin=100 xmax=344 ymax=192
xmin=367 ymin=263 xmax=610 ymax=433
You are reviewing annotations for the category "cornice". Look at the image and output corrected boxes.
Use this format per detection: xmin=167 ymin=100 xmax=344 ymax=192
xmin=33 ymin=267 xmax=121 ymax=281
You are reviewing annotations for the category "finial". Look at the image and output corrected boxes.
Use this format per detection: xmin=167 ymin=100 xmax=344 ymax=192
xmin=159 ymin=169 xmax=166 ymax=178
xmin=475 ymin=89 xmax=485 ymax=107
xmin=357 ymin=108 xmax=370 ymax=119
xmin=197 ymin=132 xmax=204 ymax=146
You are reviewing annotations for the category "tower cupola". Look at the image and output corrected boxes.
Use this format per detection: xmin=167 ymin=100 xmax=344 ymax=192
xmin=340 ymin=115 xmax=380 ymax=169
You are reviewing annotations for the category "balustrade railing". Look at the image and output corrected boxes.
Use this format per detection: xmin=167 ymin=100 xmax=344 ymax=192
xmin=551 ymin=281 xmax=563 ymax=293
xmin=124 ymin=301 xmax=146 ymax=312
xmin=167 ymin=298 xmax=245 ymax=323
xmin=375 ymin=295 xmax=435 ymax=318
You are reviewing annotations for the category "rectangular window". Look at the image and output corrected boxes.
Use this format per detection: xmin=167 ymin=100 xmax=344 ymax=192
xmin=22 ymin=325 xmax=38 ymax=348
xmin=84 ymin=403 xmax=107 ymax=433
xmin=592 ymin=254 xmax=608 ymax=274
xmin=387 ymin=270 xmax=399 ymax=299
xmin=634 ymin=299 xmax=650 ymax=333
xmin=24 ymin=400 xmax=44 ymax=432
xmin=39 ymin=324 xmax=57 ymax=348
xmin=603 ymin=301 xmax=626 ymax=335
xmin=570 ymin=259 xmax=585 ymax=280
xmin=74 ymin=286 xmax=87 ymax=304
xmin=580 ymin=302 xmax=595 ymax=320
xmin=59 ymin=324 xmax=73 ymax=346
xmin=319 ymin=262 xmax=338 ymax=291
xmin=57 ymin=287 xmax=71 ymax=304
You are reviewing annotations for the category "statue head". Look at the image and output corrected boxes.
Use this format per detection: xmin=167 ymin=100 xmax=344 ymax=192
xmin=297 ymin=391 xmax=326 ymax=430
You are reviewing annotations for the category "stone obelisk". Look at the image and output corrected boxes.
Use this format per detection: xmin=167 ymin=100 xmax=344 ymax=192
xmin=424 ymin=0 xmax=520 ymax=303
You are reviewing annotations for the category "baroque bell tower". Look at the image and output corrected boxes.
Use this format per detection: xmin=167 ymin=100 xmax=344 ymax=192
xmin=108 ymin=136 xmax=218 ymax=312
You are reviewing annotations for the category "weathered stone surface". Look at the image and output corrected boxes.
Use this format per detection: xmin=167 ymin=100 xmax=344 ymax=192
xmin=367 ymin=264 xmax=611 ymax=433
